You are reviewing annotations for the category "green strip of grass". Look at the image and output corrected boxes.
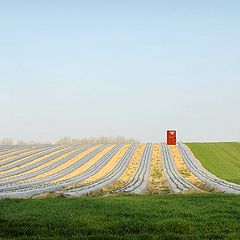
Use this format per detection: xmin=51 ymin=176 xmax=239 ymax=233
xmin=0 ymin=194 xmax=240 ymax=239
xmin=187 ymin=142 xmax=240 ymax=184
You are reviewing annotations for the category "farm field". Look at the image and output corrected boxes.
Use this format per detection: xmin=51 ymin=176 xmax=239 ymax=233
xmin=187 ymin=143 xmax=240 ymax=184
xmin=0 ymin=143 xmax=240 ymax=198
xmin=2 ymin=1 xmax=239 ymax=239
xmin=0 ymin=194 xmax=240 ymax=240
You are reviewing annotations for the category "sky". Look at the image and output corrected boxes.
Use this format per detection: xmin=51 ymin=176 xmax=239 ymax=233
xmin=0 ymin=1 xmax=240 ymax=143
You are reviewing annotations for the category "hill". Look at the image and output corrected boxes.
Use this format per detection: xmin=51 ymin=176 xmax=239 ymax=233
xmin=187 ymin=142 xmax=240 ymax=184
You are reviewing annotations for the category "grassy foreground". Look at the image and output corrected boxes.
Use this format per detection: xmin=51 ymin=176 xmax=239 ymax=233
xmin=0 ymin=194 xmax=240 ymax=240
xmin=187 ymin=142 xmax=240 ymax=184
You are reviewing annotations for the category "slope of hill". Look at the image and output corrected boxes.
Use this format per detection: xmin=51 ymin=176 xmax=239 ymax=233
xmin=187 ymin=143 xmax=240 ymax=184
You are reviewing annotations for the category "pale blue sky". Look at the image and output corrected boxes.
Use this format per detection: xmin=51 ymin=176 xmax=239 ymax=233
xmin=0 ymin=1 xmax=240 ymax=143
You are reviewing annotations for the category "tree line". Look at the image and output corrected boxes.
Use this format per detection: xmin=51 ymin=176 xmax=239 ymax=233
xmin=56 ymin=136 xmax=140 ymax=145
xmin=0 ymin=136 xmax=139 ymax=145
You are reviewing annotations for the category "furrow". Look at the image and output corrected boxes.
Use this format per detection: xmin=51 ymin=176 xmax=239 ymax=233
xmin=0 ymin=146 xmax=42 ymax=160
xmin=61 ymin=144 xmax=138 ymax=197
xmin=0 ymin=145 xmax=61 ymax=170
xmin=0 ymin=145 xmax=88 ymax=186
xmin=0 ymin=145 xmax=113 ymax=197
xmin=161 ymin=143 xmax=199 ymax=193
xmin=177 ymin=143 xmax=240 ymax=194
xmin=115 ymin=144 xmax=153 ymax=194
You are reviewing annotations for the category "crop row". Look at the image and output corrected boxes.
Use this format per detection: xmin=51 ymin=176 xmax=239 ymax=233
xmin=0 ymin=143 xmax=239 ymax=198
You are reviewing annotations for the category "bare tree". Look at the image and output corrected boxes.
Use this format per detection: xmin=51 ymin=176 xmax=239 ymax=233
xmin=56 ymin=136 xmax=72 ymax=145
xmin=1 ymin=138 xmax=13 ymax=145
xmin=17 ymin=140 xmax=26 ymax=145
xmin=56 ymin=136 xmax=140 ymax=145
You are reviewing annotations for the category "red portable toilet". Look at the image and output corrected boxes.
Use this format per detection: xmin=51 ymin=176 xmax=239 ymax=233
xmin=167 ymin=130 xmax=176 ymax=145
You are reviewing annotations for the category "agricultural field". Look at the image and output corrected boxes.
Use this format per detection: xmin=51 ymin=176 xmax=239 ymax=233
xmin=1 ymin=194 xmax=240 ymax=239
xmin=0 ymin=142 xmax=239 ymax=198
xmin=1 ymin=143 xmax=240 ymax=239
xmin=186 ymin=142 xmax=240 ymax=184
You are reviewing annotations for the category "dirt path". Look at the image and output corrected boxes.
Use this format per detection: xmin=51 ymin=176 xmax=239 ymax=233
xmin=30 ymin=146 xmax=100 ymax=181
xmin=79 ymin=145 xmax=129 ymax=186
xmin=54 ymin=145 xmax=115 ymax=182
xmin=102 ymin=144 xmax=145 ymax=193
xmin=146 ymin=144 xmax=170 ymax=194
xmin=169 ymin=146 xmax=212 ymax=192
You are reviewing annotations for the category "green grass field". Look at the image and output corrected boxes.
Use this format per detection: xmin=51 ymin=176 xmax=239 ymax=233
xmin=0 ymin=194 xmax=240 ymax=240
xmin=187 ymin=142 xmax=240 ymax=184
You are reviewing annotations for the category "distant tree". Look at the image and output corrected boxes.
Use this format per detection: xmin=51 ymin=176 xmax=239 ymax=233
xmin=56 ymin=136 xmax=140 ymax=145
xmin=57 ymin=136 xmax=72 ymax=145
xmin=1 ymin=138 xmax=13 ymax=145
xmin=17 ymin=140 xmax=26 ymax=145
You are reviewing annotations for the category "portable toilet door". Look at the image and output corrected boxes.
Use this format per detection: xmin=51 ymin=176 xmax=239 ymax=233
xmin=167 ymin=130 xmax=176 ymax=145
